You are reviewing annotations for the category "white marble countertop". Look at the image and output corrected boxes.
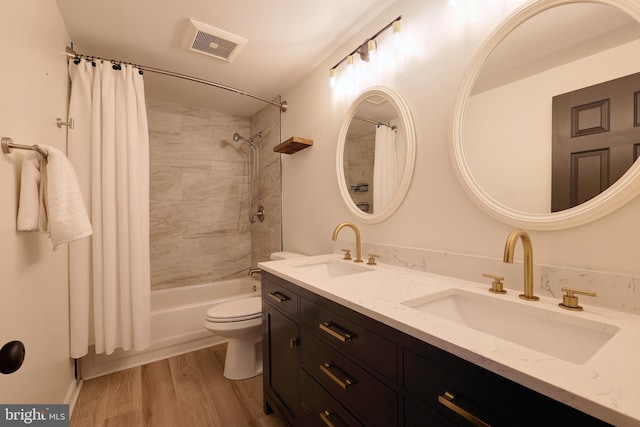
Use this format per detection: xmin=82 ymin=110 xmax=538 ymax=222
xmin=258 ymin=253 xmax=640 ymax=426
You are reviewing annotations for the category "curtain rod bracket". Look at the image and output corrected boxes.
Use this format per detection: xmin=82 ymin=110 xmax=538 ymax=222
xmin=57 ymin=117 xmax=75 ymax=129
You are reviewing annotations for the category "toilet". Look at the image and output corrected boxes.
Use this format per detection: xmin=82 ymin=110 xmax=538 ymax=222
xmin=204 ymin=251 xmax=305 ymax=380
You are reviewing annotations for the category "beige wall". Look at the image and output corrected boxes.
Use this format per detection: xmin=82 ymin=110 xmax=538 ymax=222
xmin=0 ymin=0 xmax=76 ymax=403
xmin=280 ymin=0 xmax=640 ymax=279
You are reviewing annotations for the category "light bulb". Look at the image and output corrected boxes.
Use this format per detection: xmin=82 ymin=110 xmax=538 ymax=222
xmin=367 ymin=39 xmax=377 ymax=57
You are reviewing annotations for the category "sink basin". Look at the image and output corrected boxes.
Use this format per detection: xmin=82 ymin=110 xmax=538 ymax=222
xmin=402 ymin=289 xmax=619 ymax=364
xmin=293 ymin=259 xmax=371 ymax=280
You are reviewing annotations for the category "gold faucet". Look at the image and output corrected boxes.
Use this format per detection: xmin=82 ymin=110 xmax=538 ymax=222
xmin=503 ymin=229 xmax=539 ymax=301
xmin=331 ymin=222 xmax=363 ymax=263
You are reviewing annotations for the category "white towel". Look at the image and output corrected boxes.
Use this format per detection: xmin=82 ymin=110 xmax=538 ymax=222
xmin=17 ymin=145 xmax=92 ymax=250
xmin=17 ymin=152 xmax=43 ymax=232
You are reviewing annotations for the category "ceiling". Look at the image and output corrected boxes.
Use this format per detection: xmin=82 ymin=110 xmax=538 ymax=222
xmin=54 ymin=0 xmax=396 ymax=117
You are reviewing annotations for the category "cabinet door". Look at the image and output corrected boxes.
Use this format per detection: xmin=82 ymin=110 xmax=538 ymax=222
xmin=264 ymin=303 xmax=299 ymax=424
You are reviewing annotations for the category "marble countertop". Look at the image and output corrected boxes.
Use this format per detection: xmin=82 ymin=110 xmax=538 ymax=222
xmin=258 ymin=253 xmax=640 ymax=426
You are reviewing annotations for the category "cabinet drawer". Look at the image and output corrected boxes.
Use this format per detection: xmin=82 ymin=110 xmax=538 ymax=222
xmin=300 ymin=370 xmax=364 ymax=427
xmin=300 ymin=298 xmax=397 ymax=382
xmin=403 ymin=349 xmax=611 ymax=427
xmin=301 ymin=329 xmax=398 ymax=427
xmin=404 ymin=349 xmax=503 ymax=426
xmin=263 ymin=275 xmax=299 ymax=318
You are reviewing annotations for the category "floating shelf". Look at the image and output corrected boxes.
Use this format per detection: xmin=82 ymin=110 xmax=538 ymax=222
xmin=273 ymin=136 xmax=313 ymax=154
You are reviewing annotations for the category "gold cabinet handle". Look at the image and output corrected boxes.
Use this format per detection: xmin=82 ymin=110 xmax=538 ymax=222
xmin=318 ymin=322 xmax=353 ymax=343
xmin=319 ymin=410 xmax=337 ymax=427
xmin=267 ymin=291 xmax=290 ymax=303
xmin=319 ymin=362 xmax=355 ymax=390
xmin=438 ymin=391 xmax=491 ymax=427
xmin=289 ymin=337 xmax=298 ymax=349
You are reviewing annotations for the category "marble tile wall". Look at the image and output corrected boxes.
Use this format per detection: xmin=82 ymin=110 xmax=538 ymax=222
xmin=147 ymin=98 xmax=281 ymax=290
xmin=250 ymin=99 xmax=282 ymax=268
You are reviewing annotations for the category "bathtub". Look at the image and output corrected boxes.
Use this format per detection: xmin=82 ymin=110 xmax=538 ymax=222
xmin=81 ymin=276 xmax=261 ymax=379
xmin=151 ymin=277 xmax=260 ymax=343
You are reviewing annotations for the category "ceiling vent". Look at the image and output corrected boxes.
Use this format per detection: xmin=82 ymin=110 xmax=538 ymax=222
xmin=182 ymin=19 xmax=247 ymax=63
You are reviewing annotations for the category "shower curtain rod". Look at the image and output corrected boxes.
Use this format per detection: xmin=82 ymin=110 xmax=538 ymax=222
xmin=353 ymin=115 xmax=397 ymax=130
xmin=65 ymin=46 xmax=288 ymax=112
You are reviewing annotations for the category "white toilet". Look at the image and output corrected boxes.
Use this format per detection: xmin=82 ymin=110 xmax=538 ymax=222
xmin=204 ymin=251 xmax=305 ymax=380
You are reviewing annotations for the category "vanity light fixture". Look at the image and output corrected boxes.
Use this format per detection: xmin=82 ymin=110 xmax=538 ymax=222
xmin=329 ymin=67 xmax=337 ymax=87
xmin=329 ymin=16 xmax=402 ymax=85
xmin=393 ymin=19 xmax=401 ymax=36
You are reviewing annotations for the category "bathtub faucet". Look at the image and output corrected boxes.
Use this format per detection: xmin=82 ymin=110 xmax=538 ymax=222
xmin=248 ymin=268 xmax=261 ymax=278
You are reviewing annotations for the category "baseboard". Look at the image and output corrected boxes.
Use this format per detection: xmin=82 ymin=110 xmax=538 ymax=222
xmin=79 ymin=332 xmax=227 ymax=379
xmin=65 ymin=377 xmax=82 ymax=417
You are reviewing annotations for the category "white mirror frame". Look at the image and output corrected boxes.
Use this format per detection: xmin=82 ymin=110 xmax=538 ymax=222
xmin=451 ymin=0 xmax=640 ymax=230
xmin=337 ymin=86 xmax=416 ymax=223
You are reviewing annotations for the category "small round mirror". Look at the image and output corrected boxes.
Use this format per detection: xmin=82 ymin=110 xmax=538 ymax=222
xmin=337 ymin=86 xmax=416 ymax=223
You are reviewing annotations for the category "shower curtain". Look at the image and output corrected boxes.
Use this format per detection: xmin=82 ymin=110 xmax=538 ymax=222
xmin=67 ymin=60 xmax=151 ymax=358
xmin=373 ymin=125 xmax=398 ymax=213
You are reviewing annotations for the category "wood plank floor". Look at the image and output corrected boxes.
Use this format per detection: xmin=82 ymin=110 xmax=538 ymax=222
xmin=71 ymin=344 xmax=285 ymax=427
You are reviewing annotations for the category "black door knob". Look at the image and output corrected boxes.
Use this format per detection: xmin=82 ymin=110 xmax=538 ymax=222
xmin=0 ymin=340 xmax=25 ymax=374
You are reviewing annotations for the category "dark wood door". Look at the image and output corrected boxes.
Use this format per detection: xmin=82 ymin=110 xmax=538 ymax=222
xmin=551 ymin=71 xmax=640 ymax=211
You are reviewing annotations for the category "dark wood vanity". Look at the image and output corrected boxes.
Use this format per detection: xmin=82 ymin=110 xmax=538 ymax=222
xmin=262 ymin=271 xmax=612 ymax=427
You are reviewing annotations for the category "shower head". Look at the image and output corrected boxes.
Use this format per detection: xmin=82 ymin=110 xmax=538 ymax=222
xmin=232 ymin=132 xmax=262 ymax=146
xmin=232 ymin=132 xmax=247 ymax=143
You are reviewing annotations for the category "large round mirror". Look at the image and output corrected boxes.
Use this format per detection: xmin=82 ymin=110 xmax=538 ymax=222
xmin=451 ymin=0 xmax=640 ymax=230
xmin=337 ymin=86 xmax=416 ymax=223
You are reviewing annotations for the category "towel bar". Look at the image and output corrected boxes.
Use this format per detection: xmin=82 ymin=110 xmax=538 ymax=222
xmin=1 ymin=137 xmax=48 ymax=158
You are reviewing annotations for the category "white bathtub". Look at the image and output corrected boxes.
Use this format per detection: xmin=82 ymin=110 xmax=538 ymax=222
xmin=81 ymin=276 xmax=261 ymax=379
xmin=151 ymin=277 xmax=260 ymax=342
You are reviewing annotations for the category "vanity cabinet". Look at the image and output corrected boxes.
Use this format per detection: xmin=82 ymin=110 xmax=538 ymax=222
xmin=263 ymin=275 xmax=301 ymax=426
xmin=262 ymin=271 xmax=612 ymax=427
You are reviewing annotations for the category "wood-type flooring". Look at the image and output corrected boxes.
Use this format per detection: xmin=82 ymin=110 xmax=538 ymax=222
xmin=70 ymin=344 xmax=285 ymax=427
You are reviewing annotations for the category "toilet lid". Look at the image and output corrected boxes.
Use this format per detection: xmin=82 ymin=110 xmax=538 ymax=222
xmin=206 ymin=297 xmax=262 ymax=322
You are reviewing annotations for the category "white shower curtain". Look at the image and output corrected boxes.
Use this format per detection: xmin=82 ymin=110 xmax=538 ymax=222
xmin=68 ymin=60 xmax=151 ymax=358
xmin=373 ymin=125 xmax=398 ymax=213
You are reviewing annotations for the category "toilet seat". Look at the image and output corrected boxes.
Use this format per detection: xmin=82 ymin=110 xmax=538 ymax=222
xmin=206 ymin=297 xmax=262 ymax=323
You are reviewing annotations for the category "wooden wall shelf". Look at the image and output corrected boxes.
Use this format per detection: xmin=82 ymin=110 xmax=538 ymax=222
xmin=273 ymin=137 xmax=313 ymax=154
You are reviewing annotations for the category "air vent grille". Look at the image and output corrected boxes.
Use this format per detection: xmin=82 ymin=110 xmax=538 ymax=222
xmin=183 ymin=19 xmax=247 ymax=63
xmin=192 ymin=32 xmax=238 ymax=60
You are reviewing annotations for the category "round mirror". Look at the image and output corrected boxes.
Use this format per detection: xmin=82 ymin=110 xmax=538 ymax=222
xmin=451 ymin=0 xmax=640 ymax=230
xmin=337 ymin=86 xmax=416 ymax=223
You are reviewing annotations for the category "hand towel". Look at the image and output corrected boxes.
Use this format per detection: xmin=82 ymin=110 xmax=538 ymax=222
xmin=17 ymin=145 xmax=92 ymax=249
xmin=17 ymin=152 xmax=43 ymax=231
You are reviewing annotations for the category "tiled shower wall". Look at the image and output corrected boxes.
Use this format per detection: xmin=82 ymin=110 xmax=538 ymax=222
xmin=250 ymin=99 xmax=282 ymax=267
xmin=147 ymin=98 xmax=281 ymax=290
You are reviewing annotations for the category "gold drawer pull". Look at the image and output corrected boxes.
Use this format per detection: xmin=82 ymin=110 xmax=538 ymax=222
xmin=320 ymin=362 xmax=355 ymax=390
xmin=438 ymin=391 xmax=491 ymax=427
xmin=319 ymin=410 xmax=336 ymax=427
xmin=267 ymin=291 xmax=290 ymax=303
xmin=318 ymin=322 xmax=353 ymax=343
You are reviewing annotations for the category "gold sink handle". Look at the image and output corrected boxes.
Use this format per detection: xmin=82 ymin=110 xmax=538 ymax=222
xmin=559 ymin=287 xmax=596 ymax=311
xmin=482 ymin=273 xmax=506 ymax=294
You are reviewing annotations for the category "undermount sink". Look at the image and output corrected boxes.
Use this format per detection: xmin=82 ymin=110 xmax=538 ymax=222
xmin=402 ymin=289 xmax=619 ymax=364
xmin=293 ymin=259 xmax=371 ymax=280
